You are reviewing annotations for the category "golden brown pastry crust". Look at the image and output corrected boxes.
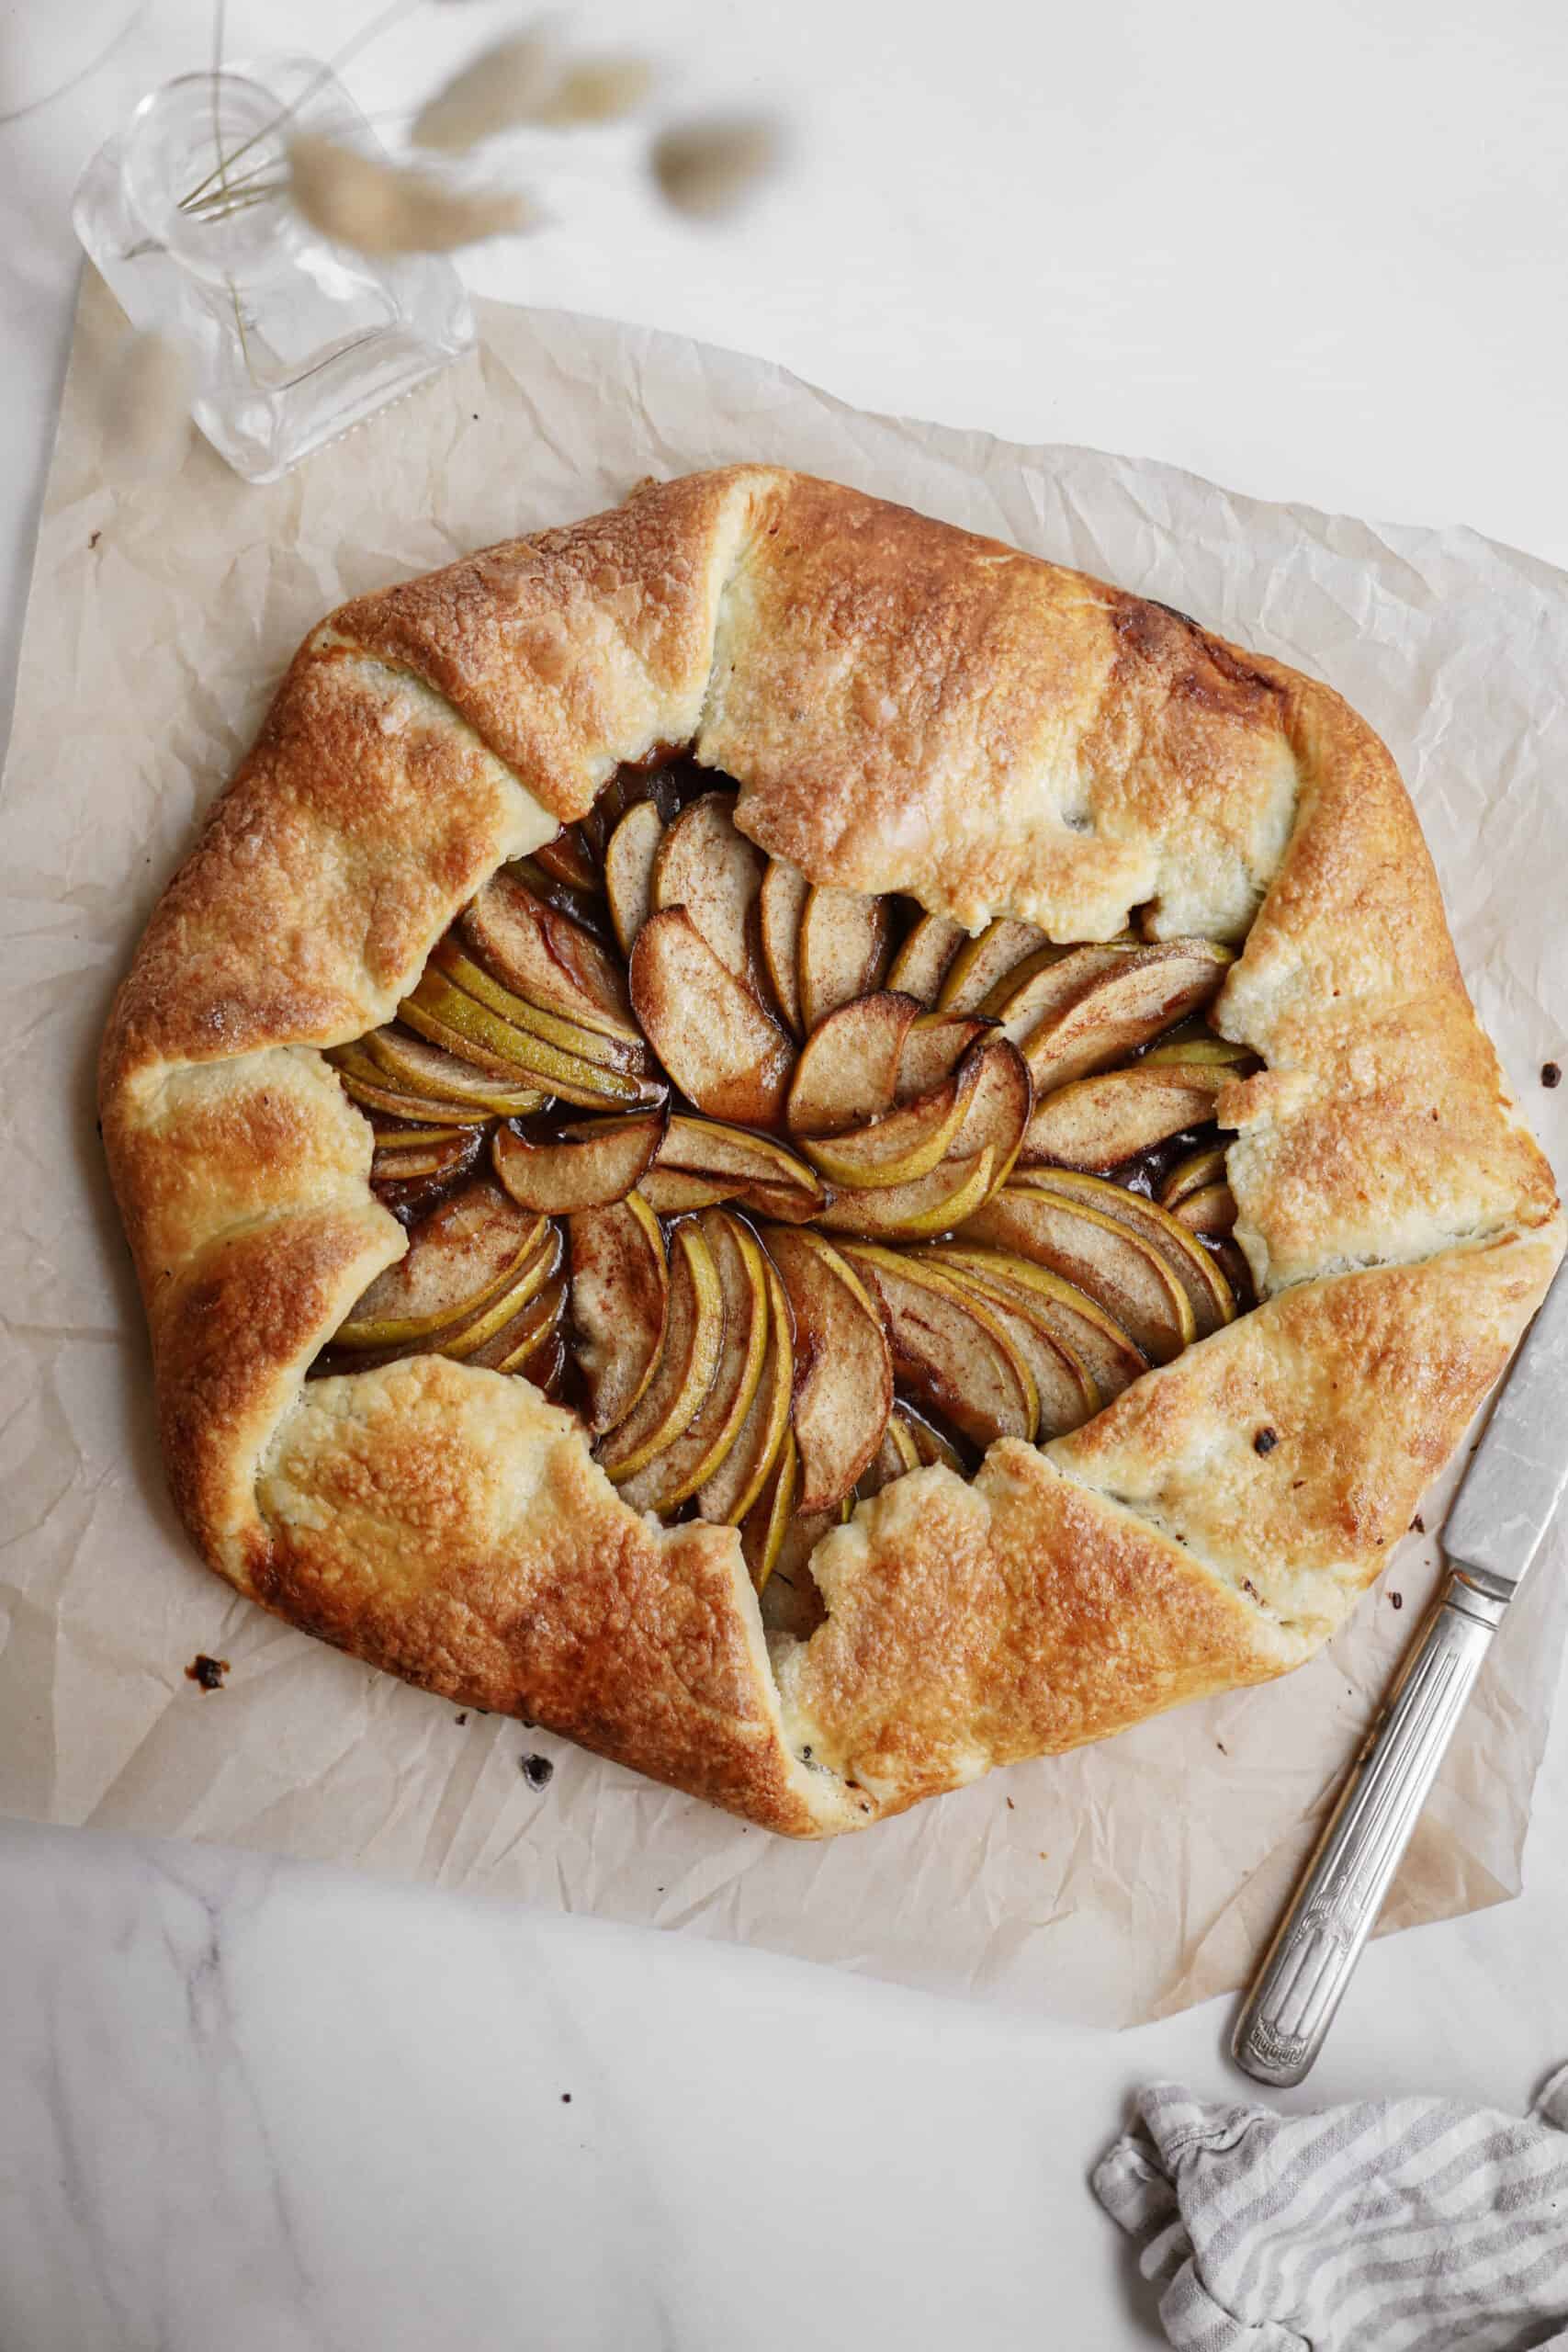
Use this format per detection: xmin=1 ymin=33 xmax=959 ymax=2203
xmin=100 ymin=467 xmax=1563 ymax=1837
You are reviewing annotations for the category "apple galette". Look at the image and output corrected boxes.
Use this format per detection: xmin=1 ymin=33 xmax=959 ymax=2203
xmin=101 ymin=468 xmax=1562 ymax=1836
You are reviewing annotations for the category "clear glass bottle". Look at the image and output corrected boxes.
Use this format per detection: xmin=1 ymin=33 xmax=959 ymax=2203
xmin=73 ymin=57 xmax=475 ymax=484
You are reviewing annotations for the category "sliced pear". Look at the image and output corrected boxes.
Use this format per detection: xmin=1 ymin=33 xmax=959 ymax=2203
xmin=568 ymin=1192 xmax=669 ymax=1433
xmin=604 ymin=799 xmax=665 ymax=960
xmin=761 ymin=1227 xmax=893 ymax=1512
xmin=857 ymin=1410 xmax=923 ymax=1498
xmin=759 ymin=1496 xmax=851 ymax=1638
xmin=737 ymin=1177 xmax=833 ymax=1226
xmin=797 ymin=884 xmax=892 ymax=1034
xmin=802 ymin=1057 xmax=977 ymax=1190
xmin=430 ymin=939 xmax=649 ymax=1077
xmin=371 ymin=1133 xmax=474 ymax=1184
xmin=959 ymin=1185 xmax=1194 ymax=1363
xmin=492 ymin=1107 xmax=665 ymax=1216
xmin=921 ymin=1244 xmax=1148 ymax=1403
xmin=461 ymin=871 xmax=640 ymax=1046
xmin=597 ymin=1220 xmax=725 ymax=1479
xmin=886 ymin=912 xmax=966 ymax=1006
xmin=637 ymin=1167 xmax=739 ymax=1216
xmin=629 ymin=909 xmax=796 ymax=1127
xmin=785 ymin=990 xmax=921 ymax=1138
xmin=369 ymin=1123 xmax=479 ymax=1153
xmin=896 ymin=1400 xmax=966 ymax=1475
xmin=1021 ymin=1065 xmax=1225 ymax=1171
xmin=1021 ymin=942 xmax=1233 ymax=1096
xmin=651 ymin=793 xmax=766 ymax=983
xmin=362 ymin=1029 xmax=548 ymax=1116
xmin=927 ymin=1257 xmax=1097 ymax=1436
xmin=816 ymin=1144 xmax=996 ymax=1240
xmin=336 ymin=1065 xmax=499 ymax=1127
xmin=1143 ymin=1023 xmax=1255 ymax=1069
xmin=740 ymin=1426 xmax=799 ymax=1593
xmin=981 ymin=942 xmax=1134 ymax=1045
xmin=945 ymin=1035 xmax=1032 ymax=1186
xmin=402 ymin=969 xmax=658 ymax=1111
xmin=1014 ymin=1169 xmax=1235 ymax=1336
xmin=658 ymin=1114 xmax=822 ymax=1204
xmin=895 ymin=1012 xmax=991 ymax=1103
xmin=335 ymin=1184 xmax=545 ymax=1351
xmin=1172 ymin=1182 xmax=1237 ymax=1237
xmin=441 ymin=1224 xmax=564 ymax=1360
xmin=464 ymin=1271 xmax=568 ymax=1374
xmin=840 ymin=1244 xmax=1038 ymax=1449
xmin=1159 ymin=1143 xmax=1230 ymax=1209
xmin=696 ymin=1256 xmax=794 ymax=1524
xmin=937 ymin=918 xmax=1051 ymax=1013
xmin=533 ymin=826 xmax=600 ymax=895
xmin=758 ymin=858 xmax=809 ymax=1035
xmin=617 ymin=1211 xmax=769 ymax=1513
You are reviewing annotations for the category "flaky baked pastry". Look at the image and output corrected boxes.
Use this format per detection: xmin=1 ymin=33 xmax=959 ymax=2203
xmin=100 ymin=467 xmax=1563 ymax=1837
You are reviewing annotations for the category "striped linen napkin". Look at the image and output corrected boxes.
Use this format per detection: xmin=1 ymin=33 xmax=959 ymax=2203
xmin=1093 ymin=2066 xmax=1568 ymax=2349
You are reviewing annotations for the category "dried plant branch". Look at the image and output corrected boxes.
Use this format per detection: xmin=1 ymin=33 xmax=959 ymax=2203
xmin=287 ymin=133 xmax=540 ymax=255
xmin=651 ymin=118 xmax=782 ymax=220
xmin=412 ymin=30 xmax=655 ymax=151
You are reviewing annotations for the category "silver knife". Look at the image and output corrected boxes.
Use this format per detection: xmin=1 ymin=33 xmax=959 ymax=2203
xmin=1232 ymin=1261 xmax=1568 ymax=2086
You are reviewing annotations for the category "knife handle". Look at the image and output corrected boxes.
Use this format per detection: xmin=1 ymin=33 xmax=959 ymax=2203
xmin=1231 ymin=1569 xmax=1505 ymax=2087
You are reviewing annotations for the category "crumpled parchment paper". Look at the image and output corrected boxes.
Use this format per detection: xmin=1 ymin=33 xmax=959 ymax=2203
xmin=2 ymin=267 xmax=1564 ymax=2025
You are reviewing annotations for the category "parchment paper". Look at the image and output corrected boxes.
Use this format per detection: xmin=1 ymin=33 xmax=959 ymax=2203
xmin=2 ymin=268 xmax=1565 ymax=2026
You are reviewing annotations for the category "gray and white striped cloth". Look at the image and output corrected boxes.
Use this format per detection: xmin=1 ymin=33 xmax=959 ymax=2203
xmin=1093 ymin=2067 xmax=1568 ymax=2349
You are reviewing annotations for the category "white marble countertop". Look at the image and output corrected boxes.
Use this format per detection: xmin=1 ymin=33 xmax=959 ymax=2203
xmin=4 ymin=6 xmax=1568 ymax=2345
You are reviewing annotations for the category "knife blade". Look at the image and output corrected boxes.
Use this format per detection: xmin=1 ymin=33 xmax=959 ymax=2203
xmin=1233 ymin=1259 xmax=1568 ymax=2086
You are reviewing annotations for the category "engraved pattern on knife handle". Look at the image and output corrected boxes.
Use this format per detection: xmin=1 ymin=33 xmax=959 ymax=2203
xmin=1232 ymin=1573 xmax=1503 ymax=2087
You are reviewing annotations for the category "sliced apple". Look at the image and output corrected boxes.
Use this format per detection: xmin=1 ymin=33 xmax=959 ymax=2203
xmin=460 ymin=870 xmax=640 ymax=1046
xmin=491 ymin=1106 xmax=665 ymax=1215
xmin=568 ymin=1191 xmax=670 ymax=1432
xmin=629 ymin=908 xmax=796 ymax=1127
xmin=533 ymin=825 xmax=600 ymax=896
xmin=604 ymin=799 xmax=665 ymax=960
xmin=696 ymin=1256 xmax=794 ymax=1524
xmin=1159 ymin=1143 xmax=1230 ymax=1209
xmin=761 ymin=1227 xmax=893 ymax=1512
xmin=1021 ymin=1065 xmax=1226 ymax=1170
xmin=959 ymin=1185 xmax=1194 ymax=1363
xmin=816 ymin=1144 xmax=996 ymax=1240
xmin=894 ymin=1012 xmax=991 ymax=1103
xmin=981 ymin=942 xmax=1134 ymax=1044
xmin=937 ymin=918 xmax=1051 ymax=1013
xmin=785 ymin=990 xmax=921 ymax=1138
xmin=740 ymin=1426 xmax=799 ymax=1593
xmin=840 ymin=1244 xmax=1038 ymax=1449
xmin=402 ymin=968 xmax=659 ymax=1111
xmin=797 ymin=884 xmax=893 ymax=1034
xmin=597 ymin=1219 xmax=725 ymax=1479
xmin=1014 ymin=1168 xmax=1235 ymax=1336
xmin=1172 ymin=1182 xmax=1238 ymax=1237
xmin=464 ymin=1271 xmax=568 ymax=1374
xmin=651 ymin=793 xmax=766 ymax=983
xmin=922 ymin=1245 xmax=1148 ymax=1403
xmin=637 ymin=1167 xmax=739 ymax=1215
xmin=617 ymin=1211 xmax=769 ymax=1514
xmin=759 ymin=858 xmax=809 ymax=1035
xmin=430 ymin=940 xmax=649 ymax=1077
xmin=928 ymin=1256 xmax=1097 ymax=1436
xmin=335 ymin=1184 xmax=545 ymax=1351
xmin=886 ymin=912 xmax=966 ymax=1006
xmin=802 ymin=1057 xmax=977 ymax=1190
xmin=896 ymin=1400 xmax=966 ymax=1475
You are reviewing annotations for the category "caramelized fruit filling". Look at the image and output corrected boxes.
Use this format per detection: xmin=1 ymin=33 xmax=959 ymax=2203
xmin=319 ymin=756 xmax=1258 ymax=1631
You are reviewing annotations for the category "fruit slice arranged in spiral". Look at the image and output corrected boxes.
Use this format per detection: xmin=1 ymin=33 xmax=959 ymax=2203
xmin=323 ymin=762 xmax=1258 ymax=1589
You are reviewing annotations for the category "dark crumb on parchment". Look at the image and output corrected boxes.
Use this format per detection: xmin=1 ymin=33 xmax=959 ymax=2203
xmin=1543 ymin=1063 xmax=1562 ymax=1089
xmin=454 ymin=1713 xmax=468 ymax=1725
xmin=1252 ymin=1427 xmax=1278 ymax=1456
xmin=1216 ymin=1740 xmax=1228 ymax=1755
xmin=1392 ymin=1592 xmax=1404 ymax=1611
xmin=1006 ymin=1796 xmax=1015 ymax=1810
xmin=1410 ymin=1514 xmax=1425 ymax=1534
xmin=185 ymin=1654 xmax=228 ymax=1690
xmin=521 ymin=1752 xmax=555 ymax=1790
xmin=560 ymin=2092 xmax=571 ymax=2104
xmin=89 ymin=531 xmax=101 ymax=548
